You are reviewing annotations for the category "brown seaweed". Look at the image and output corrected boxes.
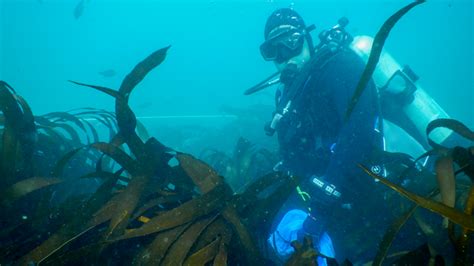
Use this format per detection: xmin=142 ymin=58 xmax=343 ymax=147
xmin=68 ymin=80 xmax=123 ymax=100
xmin=13 ymin=94 xmax=37 ymax=174
xmin=345 ymin=0 xmax=425 ymax=120
xmin=95 ymin=175 xmax=150 ymax=239
xmin=0 ymin=177 xmax=62 ymax=206
xmin=190 ymin=217 xmax=233 ymax=254
xmin=372 ymin=189 xmax=439 ymax=266
xmin=0 ymin=81 xmax=37 ymax=183
xmin=134 ymin=223 xmax=191 ymax=266
xmin=35 ymin=116 xmax=83 ymax=147
xmin=0 ymin=41 xmax=342 ymax=266
xmin=115 ymin=184 xmax=231 ymax=240
xmin=200 ymin=137 xmax=277 ymax=192
xmin=427 ymin=118 xmax=474 ymax=151
xmin=425 ymin=118 xmax=474 ymax=262
xmin=130 ymin=195 xmax=186 ymax=222
xmin=19 ymin=173 xmax=119 ymax=264
xmin=450 ymin=186 xmax=474 ymax=264
xmin=176 ymin=153 xmax=223 ymax=194
xmin=221 ymin=206 xmax=263 ymax=264
xmin=69 ymin=46 xmax=170 ymax=161
xmin=161 ymin=214 xmax=218 ymax=265
xmin=359 ymin=164 xmax=474 ymax=230
xmin=115 ymin=46 xmax=170 ymax=157
xmin=285 ymin=235 xmax=318 ymax=266
xmin=118 ymin=46 xmax=171 ymax=99
xmin=213 ymin=230 xmax=231 ymax=266
xmin=91 ymin=142 xmax=139 ymax=174
xmin=183 ymin=236 xmax=221 ymax=266
xmin=436 ymin=156 xmax=456 ymax=222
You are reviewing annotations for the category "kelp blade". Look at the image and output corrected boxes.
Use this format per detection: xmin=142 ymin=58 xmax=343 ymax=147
xmin=345 ymin=0 xmax=425 ymax=120
xmin=359 ymin=164 xmax=474 ymax=230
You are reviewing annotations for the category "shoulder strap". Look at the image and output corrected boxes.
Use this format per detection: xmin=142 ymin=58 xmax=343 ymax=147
xmin=278 ymin=46 xmax=342 ymax=113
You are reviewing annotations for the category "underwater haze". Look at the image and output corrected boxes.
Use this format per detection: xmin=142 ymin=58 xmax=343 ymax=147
xmin=0 ymin=0 xmax=473 ymax=264
xmin=1 ymin=0 xmax=473 ymax=139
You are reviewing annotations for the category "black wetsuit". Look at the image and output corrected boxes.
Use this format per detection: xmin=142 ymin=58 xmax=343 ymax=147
xmin=270 ymin=46 xmax=390 ymax=261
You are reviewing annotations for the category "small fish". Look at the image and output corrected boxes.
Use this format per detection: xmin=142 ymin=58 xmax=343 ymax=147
xmin=74 ymin=0 xmax=85 ymax=19
xmin=98 ymin=69 xmax=116 ymax=77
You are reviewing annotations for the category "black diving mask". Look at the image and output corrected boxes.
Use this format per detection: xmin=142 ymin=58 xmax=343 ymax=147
xmin=260 ymin=28 xmax=306 ymax=63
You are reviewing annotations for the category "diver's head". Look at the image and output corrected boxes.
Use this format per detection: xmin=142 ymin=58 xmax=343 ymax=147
xmin=260 ymin=8 xmax=315 ymax=71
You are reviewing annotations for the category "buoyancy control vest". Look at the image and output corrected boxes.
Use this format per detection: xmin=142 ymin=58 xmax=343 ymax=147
xmin=260 ymin=18 xmax=452 ymax=174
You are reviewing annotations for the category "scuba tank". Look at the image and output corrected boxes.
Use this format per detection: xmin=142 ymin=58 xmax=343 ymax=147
xmin=349 ymin=35 xmax=452 ymax=148
xmin=246 ymin=17 xmax=452 ymax=149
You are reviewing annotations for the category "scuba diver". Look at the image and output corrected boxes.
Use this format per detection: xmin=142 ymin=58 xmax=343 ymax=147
xmin=253 ymin=7 xmax=385 ymax=263
xmin=247 ymin=7 xmax=461 ymax=264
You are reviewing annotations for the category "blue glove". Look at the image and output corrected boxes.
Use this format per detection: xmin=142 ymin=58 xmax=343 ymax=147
xmin=267 ymin=209 xmax=336 ymax=265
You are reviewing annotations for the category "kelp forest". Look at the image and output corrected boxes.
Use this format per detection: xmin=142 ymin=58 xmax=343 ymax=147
xmin=0 ymin=1 xmax=473 ymax=265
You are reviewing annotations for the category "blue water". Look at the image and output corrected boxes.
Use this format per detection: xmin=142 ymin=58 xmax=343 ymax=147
xmin=0 ymin=0 xmax=473 ymax=263
xmin=1 ymin=0 xmax=472 ymax=127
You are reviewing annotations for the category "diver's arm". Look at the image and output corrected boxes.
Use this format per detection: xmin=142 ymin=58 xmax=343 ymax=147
xmin=321 ymin=51 xmax=378 ymax=197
